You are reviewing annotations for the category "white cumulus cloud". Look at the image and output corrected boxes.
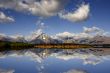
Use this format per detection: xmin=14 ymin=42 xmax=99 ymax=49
xmin=56 ymin=32 xmax=75 ymax=38
xmin=55 ymin=32 xmax=92 ymax=40
xmin=55 ymin=26 xmax=108 ymax=39
xmin=59 ymin=3 xmax=90 ymax=22
xmin=0 ymin=0 xmax=69 ymax=17
xmin=83 ymin=26 xmax=108 ymax=36
xmin=84 ymin=26 xmax=103 ymax=33
xmin=0 ymin=11 xmax=14 ymax=23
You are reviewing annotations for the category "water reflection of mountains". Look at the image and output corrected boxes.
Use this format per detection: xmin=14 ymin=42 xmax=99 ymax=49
xmin=0 ymin=48 xmax=110 ymax=65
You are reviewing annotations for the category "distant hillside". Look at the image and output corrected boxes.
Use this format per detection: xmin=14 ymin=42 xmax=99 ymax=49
xmin=90 ymin=36 xmax=110 ymax=44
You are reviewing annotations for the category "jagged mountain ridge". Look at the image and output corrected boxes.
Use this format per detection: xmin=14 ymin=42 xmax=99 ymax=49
xmin=30 ymin=33 xmax=62 ymax=44
xmin=0 ymin=34 xmax=27 ymax=43
xmin=0 ymin=33 xmax=110 ymax=44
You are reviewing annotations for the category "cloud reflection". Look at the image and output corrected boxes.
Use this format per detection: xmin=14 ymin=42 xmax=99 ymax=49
xmin=0 ymin=68 xmax=14 ymax=73
xmin=64 ymin=69 xmax=88 ymax=73
xmin=0 ymin=48 xmax=110 ymax=66
xmin=0 ymin=48 xmax=110 ymax=73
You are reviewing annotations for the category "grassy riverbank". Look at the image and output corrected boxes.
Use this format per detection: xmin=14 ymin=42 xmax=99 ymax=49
xmin=0 ymin=41 xmax=34 ymax=48
xmin=35 ymin=44 xmax=93 ymax=49
xmin=0 ymin=41 xmax=110 ymax=51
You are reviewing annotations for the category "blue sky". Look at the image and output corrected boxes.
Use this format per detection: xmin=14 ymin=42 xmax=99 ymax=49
xmin=0 ymin=0 xmax=110 ymax=36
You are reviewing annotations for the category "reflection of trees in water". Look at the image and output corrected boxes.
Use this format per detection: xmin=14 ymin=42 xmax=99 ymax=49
xmin=0 ymin=48 xmax=110 ymax=65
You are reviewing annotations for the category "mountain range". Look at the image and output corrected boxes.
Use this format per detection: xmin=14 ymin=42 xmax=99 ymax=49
xmin=0 ymin=32 xmax=110 ymax=44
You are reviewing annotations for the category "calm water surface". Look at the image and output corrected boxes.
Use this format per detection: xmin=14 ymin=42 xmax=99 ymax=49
xmin=0 ymin=48 xmax=110 ymax=73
